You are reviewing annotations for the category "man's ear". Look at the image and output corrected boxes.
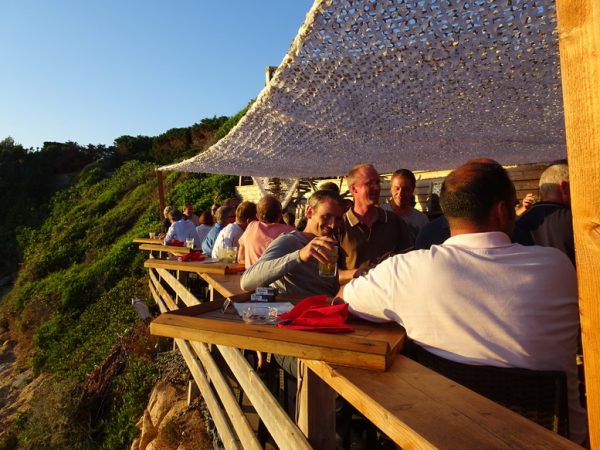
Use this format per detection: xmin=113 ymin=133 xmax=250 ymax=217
xmin=559 ymin=180 xmax=571 ymax=206
xmin=305 ymin=205 xmax=314 ymax=220
xmin=491 ymin=199 xmax=512 ymax=228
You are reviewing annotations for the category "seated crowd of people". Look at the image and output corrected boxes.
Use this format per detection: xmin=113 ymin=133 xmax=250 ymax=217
xmin=160 ymin=159 xmax=584 ymax=443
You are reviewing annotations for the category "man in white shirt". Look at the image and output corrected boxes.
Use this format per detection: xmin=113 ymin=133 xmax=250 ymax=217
xmin=164 ymin=210 xmax=201 ymax=246
xmin=211 ymin=201 xmax=257 ymax=259
xmin=337 ymin=158 xmax=586 ymax=443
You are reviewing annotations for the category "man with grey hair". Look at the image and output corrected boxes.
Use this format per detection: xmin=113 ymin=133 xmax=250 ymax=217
xmin=201 ymin=205 xmax=236 ymax=256
xmin=513 ymin=163 xmax=575 ymax=264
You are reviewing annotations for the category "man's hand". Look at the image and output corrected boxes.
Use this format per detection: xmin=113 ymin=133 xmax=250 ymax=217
xmin=516 ymin=193 xmax=536 ymax=216
xmin=299 ymin=236 xmax=337 ymax=264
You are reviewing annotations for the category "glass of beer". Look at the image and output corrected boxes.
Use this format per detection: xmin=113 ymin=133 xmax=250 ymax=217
xmin=319 ymin=245 xmax=338 ymax=277
xmin=224 ymin=246 xmax=238 ymax=263
xmin=185 ymin=238 xmax=195 ymax=249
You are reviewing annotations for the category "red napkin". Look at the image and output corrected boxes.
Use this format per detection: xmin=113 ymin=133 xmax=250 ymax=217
xmin=179 ymin=251 xmax=206 ymax=262
xmin=277 ymin=295 xmax=354 ymax=333
xmin=168 ymin=239 xmax=184 ymax=247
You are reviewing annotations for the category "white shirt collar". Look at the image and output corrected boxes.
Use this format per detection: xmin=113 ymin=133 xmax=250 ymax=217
xmin=443 ymin=231 xmax=513 ymax=249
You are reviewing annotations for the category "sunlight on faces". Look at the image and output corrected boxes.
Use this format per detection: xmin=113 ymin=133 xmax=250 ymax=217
xmin=391 ymin=175 xmax=414 ymax=209
xmin=305 ymin=198 xmax=344 ymax=237
xmin=351 ymin=167 xmax=381 ymax=207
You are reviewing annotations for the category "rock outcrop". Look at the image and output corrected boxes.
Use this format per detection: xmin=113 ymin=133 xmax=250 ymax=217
xmin=131 ymin=379 xmax=211 ymax=450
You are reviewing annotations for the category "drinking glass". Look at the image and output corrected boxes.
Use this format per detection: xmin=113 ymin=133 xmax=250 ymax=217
xmin=185 ymin=238 xmax=195 ymax=249
xmin=224 ymin=246 xmax=238 ymax=263
xmin=319 ymin=245 xmax=338 ymax=277
xmin=149 ymin=232 xmax=156 ymax=239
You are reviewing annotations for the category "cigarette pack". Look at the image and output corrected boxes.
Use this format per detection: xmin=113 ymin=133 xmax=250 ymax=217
xmin=250 ymin=293 xmax=275 ymax=302
xmin=256 ymin=287 xmax=278 ymax=296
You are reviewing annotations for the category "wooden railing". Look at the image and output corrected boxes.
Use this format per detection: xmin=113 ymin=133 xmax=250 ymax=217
xmin=147 ymin=265 xmax=312 ymax=449
xmin=145 ymin=261 xmax=581 ymax=449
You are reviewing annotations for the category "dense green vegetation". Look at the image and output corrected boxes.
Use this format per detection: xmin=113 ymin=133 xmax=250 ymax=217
xmin=0 ymin=107 xmax=249 ymax=448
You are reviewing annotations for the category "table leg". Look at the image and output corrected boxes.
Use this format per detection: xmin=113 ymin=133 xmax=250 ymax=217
xmin=297 ymin=360 xmax=336 ymax=450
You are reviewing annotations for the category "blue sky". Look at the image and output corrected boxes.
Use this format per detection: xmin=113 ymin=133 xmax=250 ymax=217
xmin=0 ymin=1 xmax=313 ymax=149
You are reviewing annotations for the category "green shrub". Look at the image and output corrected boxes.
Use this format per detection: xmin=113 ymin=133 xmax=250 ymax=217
xmin=99 ymin=357 xmax=158 ymax=449
xmin=169 ymin=174 xmax=238 ymax=213
xmin=1 ymin=109 xmax=254 ymax=448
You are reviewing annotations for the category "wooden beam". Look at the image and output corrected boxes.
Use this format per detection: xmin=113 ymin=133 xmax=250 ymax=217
xmin=217 ymin=345 xmax=312 ymax=449
xmin=176 ymin=339 xmax=241 ymax=450
xmin=156 ymin=168 xmax=166 ymax=220
xmin=148 ymin=268 xmax=178 ymax=311
xmin=155 ymin=267 xmax=202 ymax=307
xmin=150 ymin=312 xmax=405 ymax=371
xmin=189 ymin=341 xmax=261 ymax=450
xmin=555 ymin=0 xmax=600 ymax=445
xmin=297 ymin=362 xmax=336 ymax=449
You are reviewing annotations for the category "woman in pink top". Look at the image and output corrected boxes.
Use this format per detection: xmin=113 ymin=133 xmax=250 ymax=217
xmin=238 ymin=195 xmax=295 ymax=267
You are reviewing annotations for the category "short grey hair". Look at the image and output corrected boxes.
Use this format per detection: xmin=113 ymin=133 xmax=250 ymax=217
xmin=215 ymin=205 xmax=236 ymax=225
xmin=539 ymin=164 xmax=569 ymax=200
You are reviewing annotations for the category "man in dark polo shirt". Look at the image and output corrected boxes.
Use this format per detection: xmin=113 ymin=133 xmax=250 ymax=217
xmin=338 ymin=163 xmax=414 ymax=283
xmin=513 ymin=163 xmax=575 ymax=265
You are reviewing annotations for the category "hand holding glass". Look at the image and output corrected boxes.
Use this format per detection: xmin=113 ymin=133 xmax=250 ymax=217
xmin=319 ymin=245 xmax=338 ymax=277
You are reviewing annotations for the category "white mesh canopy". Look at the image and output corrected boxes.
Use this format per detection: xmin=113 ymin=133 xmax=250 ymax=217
xmin=162 ymin=0 xmax=564 ymax=177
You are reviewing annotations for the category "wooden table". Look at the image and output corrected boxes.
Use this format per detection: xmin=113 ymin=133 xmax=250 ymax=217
xmin=144 ymin=257 xmax=245 ymax=276
xmin=138 ymin=243 xmax=196 ymax=256
xmin=149 ymin=300 xmax=578 ymax=449
xmin=133 ymin=237 xmax=163 ymax=244
xmin=302 ymin=358 xmax=580 ymax=449
xmin=150 ymin=299 xmax=406 ymax=372
xmin=200 ymin=273 xmax=249 ymax=301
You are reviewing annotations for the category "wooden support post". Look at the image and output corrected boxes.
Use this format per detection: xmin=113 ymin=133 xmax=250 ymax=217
xmin=187 ymin=380 xmax=199 ymax=405
xmin=217 ymin=346 xmax=312 ymax=449
xmin=297 ymin=361 xmax=337 ymax=450
xmin=156 ymin=168 xmax=166 ymax=220
xmin=556 ymin=0 xmax=600 ymax=445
